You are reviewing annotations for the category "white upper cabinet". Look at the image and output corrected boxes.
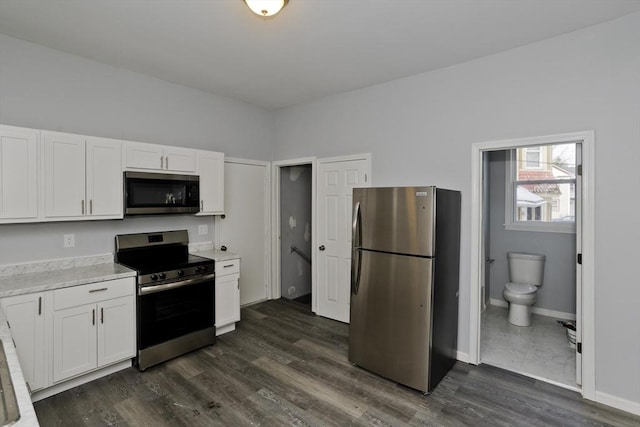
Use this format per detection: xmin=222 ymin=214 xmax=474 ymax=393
xmin=43 ymin=131 xmax=86 ymax=218
xmin=196 ymin=149 xmax=224 ymax=215
xmin=43 ymin=131 xmax=123 ymax=220
xmin=164 ymin=146 xmax=197 ymax=172
xmin=0 ymin=125 xmax=40 ymax=222
xmin=0 ymin=123 xmax=225 ymax=223
xmin=125 ymin=141 xmax=195 ymax=173
xmin=86 ymin=137 xmax=123 ymax=217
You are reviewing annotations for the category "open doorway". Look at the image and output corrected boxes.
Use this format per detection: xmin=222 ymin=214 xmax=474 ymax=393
xmin=469 ymin=131 xmax=596 ymax=400
xmin=272 ymin=158 xmax=316 ymax=311
xmin=481 ymin=146 xmax=577 ymax=389
xmin=280 ymin=164 xmax=313 ymax=307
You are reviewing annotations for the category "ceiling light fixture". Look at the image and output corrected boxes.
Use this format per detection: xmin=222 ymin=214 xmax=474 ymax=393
xmin=244 ymin=0 xmax=289 ymax=17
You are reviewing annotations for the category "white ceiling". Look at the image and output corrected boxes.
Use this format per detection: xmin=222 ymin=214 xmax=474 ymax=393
xmin=0 ymin=0 xmax=638 ymax=109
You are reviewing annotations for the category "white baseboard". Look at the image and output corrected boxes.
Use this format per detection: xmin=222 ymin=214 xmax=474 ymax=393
xmin=456 ymin=351 xmax=470 ymax=364
xmin=595 ymin=391 xmax=640 ymax=416
xmin=489 ymin=298 xmax=576 ymax=321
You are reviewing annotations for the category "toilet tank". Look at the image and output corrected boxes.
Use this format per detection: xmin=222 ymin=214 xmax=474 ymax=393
xmin=508 ymin=252 xmax=545 ymax=286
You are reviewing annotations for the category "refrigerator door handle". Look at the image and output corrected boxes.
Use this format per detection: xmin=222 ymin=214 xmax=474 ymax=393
xmin=351 ymin=202 xmax=362 ymax=295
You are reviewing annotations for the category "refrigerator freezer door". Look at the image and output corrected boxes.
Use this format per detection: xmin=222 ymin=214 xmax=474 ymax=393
xmin=353 ymin=187 xmax=435 ymax=257
xmin=349 ymin=250 xmax=433 ymax=392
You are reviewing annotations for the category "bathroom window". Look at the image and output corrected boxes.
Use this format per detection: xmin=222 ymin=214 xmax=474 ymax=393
xmin=505 ymin=142 xmax=577 ymax=233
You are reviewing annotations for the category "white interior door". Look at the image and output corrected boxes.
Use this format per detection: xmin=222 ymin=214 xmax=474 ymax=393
xmin=316 ymin=155 xmax=370 ymax=323
xmin=217 ymin=159 xmax=270 ymax=306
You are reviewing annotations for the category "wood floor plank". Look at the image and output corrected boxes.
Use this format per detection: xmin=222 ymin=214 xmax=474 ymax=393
xmin=252 ymin=355 xmax=367 ymax=419
xmin=33 ymin=299 xmax=640 ymax=427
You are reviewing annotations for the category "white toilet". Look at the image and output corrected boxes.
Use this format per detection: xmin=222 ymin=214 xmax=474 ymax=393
xmin=503 ymin=252 xmax=545 ymax=326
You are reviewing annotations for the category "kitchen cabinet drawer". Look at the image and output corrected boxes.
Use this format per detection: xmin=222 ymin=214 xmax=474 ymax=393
xmin=216 ymin=259 xmax=239 ymax=276
xmin=53 ymin=277 xmax=134 ymax=311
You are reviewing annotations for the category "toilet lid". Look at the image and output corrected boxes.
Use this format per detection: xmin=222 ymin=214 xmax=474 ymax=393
xmin=505 ymin=282 xmax=537 ymax=294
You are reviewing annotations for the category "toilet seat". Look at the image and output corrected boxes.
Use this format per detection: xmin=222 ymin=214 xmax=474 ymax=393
xmin=505 ymin=282 xmax=537 ymax=295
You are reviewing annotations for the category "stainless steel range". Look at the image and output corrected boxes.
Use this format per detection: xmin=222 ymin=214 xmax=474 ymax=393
xmin=115 ymin=230 xmax=215 ymax=371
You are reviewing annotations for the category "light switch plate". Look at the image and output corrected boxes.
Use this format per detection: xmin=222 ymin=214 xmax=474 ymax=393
xmin=198 ymin=225 xmax=208 ymax=235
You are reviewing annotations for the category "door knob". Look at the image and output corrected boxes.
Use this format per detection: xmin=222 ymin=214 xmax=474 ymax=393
xmin=485 ymin=257 xmax=495 ymax=264
xmin=319 ymin=245 xmax=326 ymax=251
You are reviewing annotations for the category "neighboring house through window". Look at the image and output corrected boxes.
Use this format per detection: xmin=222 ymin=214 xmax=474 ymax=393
xmin=505 ymin=142 xmax=577 ymax=233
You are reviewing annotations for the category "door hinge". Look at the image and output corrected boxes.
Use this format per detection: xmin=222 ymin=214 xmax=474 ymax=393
xmin=577 ymin=253 xmax=582 ymax=265
xmin=577 ymin=342 xmax=582 ymax=354
xmin=577 ymin=164 xmax=582 ymax=176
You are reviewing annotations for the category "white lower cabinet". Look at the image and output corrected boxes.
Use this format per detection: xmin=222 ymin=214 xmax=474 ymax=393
xmin=1 ymin=276 xmax=136 ymax=397
xmin=52 ymin=278 xmax=135 ymax=383
xmin=215 ymin=258 xmax=241 ymax=336
xmin=97 ymin=296 xmax=136 ymax=367
xmin=53 ymin=303 xmax=98 ymax=382
xmin=0 ymin=292 xmax=46 ymax=391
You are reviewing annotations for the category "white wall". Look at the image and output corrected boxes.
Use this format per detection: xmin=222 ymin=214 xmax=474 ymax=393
xmin=488 ymin=150 xmax=576 ymax=315
xmin=274 ymin=13 xmax=640 ymax=406
xmin=0 ymin=34 xmax=274 ymax=265
xmin=0 ymin=35 xmax=274 ymax=159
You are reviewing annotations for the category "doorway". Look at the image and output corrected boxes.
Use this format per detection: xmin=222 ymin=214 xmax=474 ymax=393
xmin=481 ymin=147 xmax=577 ymax=388
xmin=271 ymin=157 xmax=316 ymax=309
xmin=279 ymin=164 xmax=313 ymax=308
xmin=469 ymin=131 xmax=595 ymax=400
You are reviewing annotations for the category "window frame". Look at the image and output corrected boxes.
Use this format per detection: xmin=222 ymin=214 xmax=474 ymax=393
xmin=504 ymin=148 xmax=576 ymax=234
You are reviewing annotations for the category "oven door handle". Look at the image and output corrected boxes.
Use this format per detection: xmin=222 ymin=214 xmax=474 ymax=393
xmin=138 ymin=273 xmax=216 ymax=296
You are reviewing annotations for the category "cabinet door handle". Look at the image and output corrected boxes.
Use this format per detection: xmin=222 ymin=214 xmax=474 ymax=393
xmin=89 ymin=288 xmax=108 ymax=293
xmin=166 ymin=157 xmax=169 ymax=169
xmin=101 ymin=307 xmax=104 ymax=324
xmin=38 ymin=296 xmax=42 ymax=315
xmin=81 ymin=199 xmax=85 ymax=215
xmin=201 ymin=200 xmax=204 ymax=211
xmin=90 ymin=199 xmax=93 ymax=215
xmin=92 ymin=309 xmax=95 ymax=325
xmin=223 ymin=264 xmax=234 ymax=268
xmin=160 ymin=155 xmax=164 ymax=169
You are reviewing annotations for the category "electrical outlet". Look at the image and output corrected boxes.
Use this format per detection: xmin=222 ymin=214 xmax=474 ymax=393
xmin=198 ymin=225 xmax=208 ymax=235
xmin=63 ymin=234 xmax=75 ymax=248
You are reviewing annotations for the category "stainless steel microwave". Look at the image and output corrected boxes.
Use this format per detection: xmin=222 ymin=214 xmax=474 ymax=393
xmin=124 ymin=171 xmax=200 ymax=215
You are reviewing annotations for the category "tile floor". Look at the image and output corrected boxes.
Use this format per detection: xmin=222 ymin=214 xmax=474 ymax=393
xmin=481 ymin=304 xmax=577 ymax=388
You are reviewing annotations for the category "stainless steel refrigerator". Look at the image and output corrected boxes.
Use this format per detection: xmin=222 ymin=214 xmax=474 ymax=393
xmin=349 ymin=186 xmax=461 ymax=393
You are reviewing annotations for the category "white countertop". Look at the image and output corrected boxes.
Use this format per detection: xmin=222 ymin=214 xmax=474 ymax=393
xmin=0 ymin=263 xmax=136 ymax=298
xmin=193 ymin=249 xmax=240 ymax=262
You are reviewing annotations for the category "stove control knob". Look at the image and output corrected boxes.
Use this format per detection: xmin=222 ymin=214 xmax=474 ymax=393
xmin=177 ymin=270 xmax=185 ymax=277
xmin=158 ymin=272 xmax=166 ymax=280
xmin=200 ymin=266 xmax=207 ymax=273
xmin=195 ymin=266 xmax=202 ymax=273
xmin=150 ymin=274 xmax=159 ymax=281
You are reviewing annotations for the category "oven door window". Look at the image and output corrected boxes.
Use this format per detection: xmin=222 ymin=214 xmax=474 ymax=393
xmin=138 ymin=281 xmax=214 ymax=349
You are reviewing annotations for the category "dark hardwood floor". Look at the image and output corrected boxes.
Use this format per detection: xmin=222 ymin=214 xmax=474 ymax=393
xmin=35 ymin=299 xmax=639 ymax=426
